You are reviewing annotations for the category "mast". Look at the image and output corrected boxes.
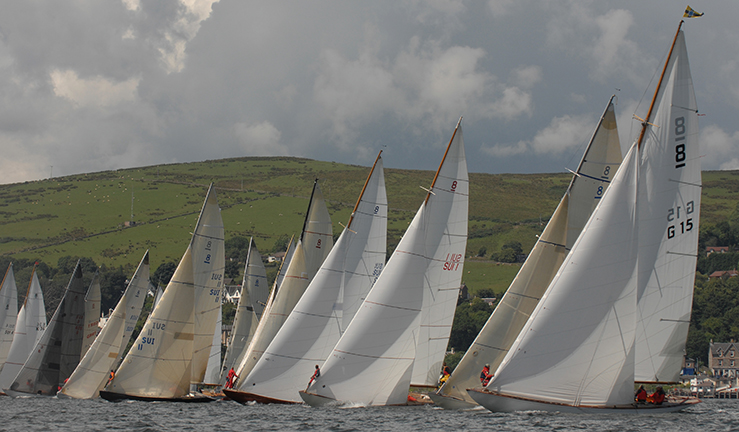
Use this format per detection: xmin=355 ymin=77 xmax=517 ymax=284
xmin=347 ymin=150 xmax=382 ymax=230
xmin=426 ymin=117 xmax=462 ymax=204
xmin=636 ymin=21 xmax=684 ymax=149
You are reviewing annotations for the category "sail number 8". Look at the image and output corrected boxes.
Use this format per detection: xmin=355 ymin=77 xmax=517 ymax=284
xmin=675 ymin=116 xmax=687 ymax=169
xmin=667 ymin=200 xmax=695 ymax=239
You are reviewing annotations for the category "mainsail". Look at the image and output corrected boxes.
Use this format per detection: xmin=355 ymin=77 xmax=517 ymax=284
xmin=0 ymin=264 xmax=18 ymax=370
xmin=219 ymin=238 xmax=269 ymax=383
xmin=234 ymin=152 xmax=387 ymax=404
xmin=59 ymin=251 xmax=150 ymax=399
xmin=4 ymin=262 xmax=87 ymax=396
xmin=433 ymin=97 xmax=623 ymax=408
xmin=301 ymin=119 xmax=467 ymax=407
xmin=0 ymin=267 xmax=46 ymax=393
xmin=232 ymin=181 xmax=333 ymax=383
xmin=81 ymin=272 xmax=101 ymax=358
xmin=634 ymin=27 xmax=701 ymax=383
xmin=103 ymin=184 xmax=224 ymax=400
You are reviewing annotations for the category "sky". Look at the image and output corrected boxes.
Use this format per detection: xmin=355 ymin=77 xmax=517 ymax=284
xmin=1 ymin=1 xmax=737 ymax=185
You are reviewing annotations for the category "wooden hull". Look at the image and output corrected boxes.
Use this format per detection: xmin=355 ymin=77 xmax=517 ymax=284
xmin=99 ymin=390 xmax=215 ymax=403
xmin=467 ymin=389 xmax=700 ymax=414
xmin=223 ymin=389 xmax=301 ymax=405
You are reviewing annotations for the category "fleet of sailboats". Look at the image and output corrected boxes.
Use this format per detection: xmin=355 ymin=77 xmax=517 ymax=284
xmin=468 ymin=21 xmax=701 ymax=413
xmin=0 ymin=15 xmax=707 ymax=418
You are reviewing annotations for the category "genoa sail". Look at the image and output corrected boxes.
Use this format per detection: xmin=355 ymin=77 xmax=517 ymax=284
xmin=0 ymin=264 xmax=18 ymax=371
xmin=81 ymin=272 xmax=101 ymax=359
xmin=234 ymin=152 xmax=387 ymax=404
xmin=433 ymin=96 xmax=623 ymax=408
xmin=59 ymin=251 xmax=150 ymax=399
xmin=103 ymin=184 xmax=224 ymax=400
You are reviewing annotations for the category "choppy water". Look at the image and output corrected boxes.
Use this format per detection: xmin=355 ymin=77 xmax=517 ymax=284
xmin=0 ymin=396 xmax=736 ymax=431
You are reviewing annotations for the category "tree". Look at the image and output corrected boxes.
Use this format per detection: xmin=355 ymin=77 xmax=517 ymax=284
xmin=448 ymin=298 xmax=494 ymax=352
xmin=152 ymin=261 xmax=177 ymax=287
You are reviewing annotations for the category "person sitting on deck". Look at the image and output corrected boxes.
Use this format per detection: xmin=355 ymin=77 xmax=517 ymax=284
xmin=648 ymin=386 xmax=666 ymax=405
xmin=307 ymin=365 xmax=320 ymax=391
xmin=480 ymin=364 xmax=492 ymax=387
xmin=634 ymin=385 xmax=647 ymax=403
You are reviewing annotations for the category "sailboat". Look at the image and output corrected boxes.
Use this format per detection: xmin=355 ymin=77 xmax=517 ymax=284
xmin=227 ymin=151 xmax=387 ymax=404
xmin=300 ymin=118 xmax=467 ymax=407
xmin=0 ymin=265 xmax=47 ymax=394
xmin=431 ymin=96 xmax=623 ymax=409
xmin=468 ymin=21 xmax=701 ymax=413
xmin=3 ymin=261 xmax=87 ymax=397
xmin=0 ymin=264 xmax=18 ymax=372
xmin=229 ymin=181 xmax=333 ymax=386
xmin=100 ymin=184 xmax=224 ymax=402
xmin=81 ymin=271 xmax=101 ymax=358
xmin=219 ymin=238 xmax=269 ymax=384
xmin=58 ymin=251 xmax=150 ymax=399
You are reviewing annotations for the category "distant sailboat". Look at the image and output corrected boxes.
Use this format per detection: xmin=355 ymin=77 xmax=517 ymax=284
xmin=58 ymin=251 xmax=150 ymax=399
xmin=100 ymin=184 xmax=224 ymax=402
xmin=431 ymin=96 xmax=623 ymax=410
xmin=468 ymin=22 xmax=701 ymax=413
xmin=0 ymin=266 xmax=47 ymax=394
xmin=300 ymin=118 xmax=467 ymax=407
xmin=81 ymin=271 xmax=101 ymax=358
xmin=0 ymin=264 xmax=18 ymax=372
xmin=219 ymin=238 xmax=269 ymax=384
xmin=230 ymin=181 xmax=333 ymax=385
xmin=227 ymin=151 xmax=387 ymax=404
xmin=3 ymin=262 xmax=87 ymax=397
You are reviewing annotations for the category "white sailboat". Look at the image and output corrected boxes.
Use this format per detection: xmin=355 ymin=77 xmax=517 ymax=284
xmin=100 ymin=184 xmax=224 ymax=402
xmin=229 ymin=152 xmax=387 ymax=404
xmin=203 ymin=292 xmax=222 ymax=386
xmin=58 ymin=251 xmax=150 ymax=399
xmin=468 ymin=22 xmax=701 ymax=413
xmin=0 ymin=264 xmax=18 ymax=371
xmin=300 ymin=118 xmax=467 ymax=407
xmin=81 ymin=271 xmax=101 ymax=358
xmin=0 ymin=266 xmax=47 ymax=394
xmin=229 ymin=181 xmax=333 ymax=386
xmin=219 ymin=238 xmax=269 ymax=384
xmin=431 ymin=96 xmax=623 ymax=409
xmin=3 ymin=261 xmax=87 ymax=397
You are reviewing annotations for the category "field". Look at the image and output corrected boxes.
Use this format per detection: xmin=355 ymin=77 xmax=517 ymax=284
xmin=0 ymin=157 xmax=737 ymax=295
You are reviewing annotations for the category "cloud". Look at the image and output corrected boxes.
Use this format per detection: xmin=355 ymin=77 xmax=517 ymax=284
xmin=50 ymin=69 xmax=139 ymax=108
xmin=700 ymin=124 xmax=739 ymax=170
xmin=234 ymin=121 xmax=289 ymax=156
xmin=482 ymin=114 xmax=593 ymax=157
xmin=157 ymin=0 xmax=220 ymax=74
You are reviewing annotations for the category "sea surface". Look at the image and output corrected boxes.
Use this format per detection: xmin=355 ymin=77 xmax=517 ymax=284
xmin=0 ymin=396 xmax=737 ymax=431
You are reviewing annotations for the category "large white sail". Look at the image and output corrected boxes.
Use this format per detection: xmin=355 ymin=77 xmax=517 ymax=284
xmin=59 ymin=251 xmax=150 ymax=399
xmin=233 ymin=182 xmax=333 ymax=383
xmin=0 ymin=264 xmax=18 ymax=370
xmin=105 ymin=184 xmax=224 ymax=399
xmin=81 ymin=272 xmax=101 ymax=358
xmin=634 ymin=29 xmax=700 ymax=383
xmin=0 ymin=267 xmax=46 ymax=392
xmin=220 ymin=239 xmax=269 ymax=382
xmin=4 ymin=262 xmax=87 ymax=396
xmin=481 ymin=144 xmax=640 ymax=407
xmin=433 ymin=97 xmax=622 ymax=408
xmin=237 ymin=153 xmax=387 ymax=403
xmin=301 ymin=120 xmax=467 ymax=407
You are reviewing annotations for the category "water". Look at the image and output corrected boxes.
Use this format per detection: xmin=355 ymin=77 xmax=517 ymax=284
xmin=0 ymin=397 xmax=737 ymax=431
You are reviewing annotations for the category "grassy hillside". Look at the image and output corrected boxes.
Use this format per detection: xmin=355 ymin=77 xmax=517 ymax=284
xmin=1 ymin=157 xmax=738 ymax=298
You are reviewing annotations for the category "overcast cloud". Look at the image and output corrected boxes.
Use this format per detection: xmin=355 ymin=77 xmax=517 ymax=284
xmin=0 ymin=1 xmax=736 ymax=184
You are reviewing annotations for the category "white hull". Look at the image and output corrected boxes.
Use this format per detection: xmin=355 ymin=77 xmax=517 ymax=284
xmin=299 ymin=390 xmax=341 ymax=407
xmin=427 ymin=392 xmax=479 ymax=410
xmin=467 ymin=389 xmax=699 ymax=414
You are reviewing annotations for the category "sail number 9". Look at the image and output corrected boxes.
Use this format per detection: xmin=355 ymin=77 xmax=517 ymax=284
xmin=667 ymin=200 xmax=695 ymax=239
xmin=675 ymin=116 xmax=687 ymax=169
